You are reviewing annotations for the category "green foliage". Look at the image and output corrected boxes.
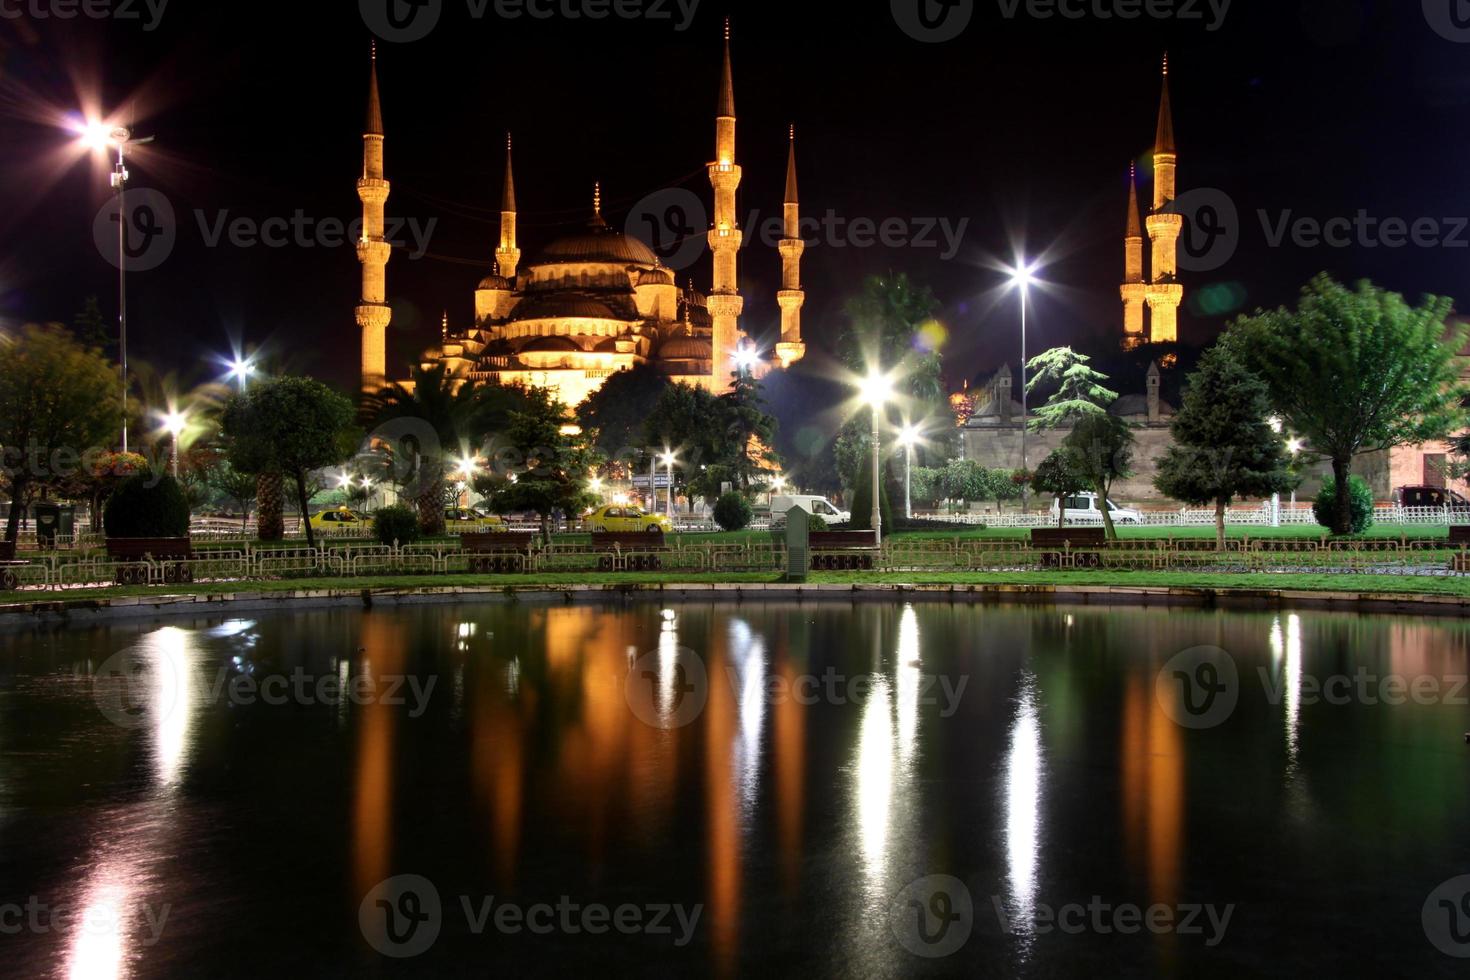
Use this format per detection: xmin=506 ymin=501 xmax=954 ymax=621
xmin=220 ymin=375 xmax=355 ymax=550
xmin=71 ymin=296 xmax=113 ymax=356
xmin=1025 ymin=347 xmax=1118 ymax=430
xmin=373 ymin=504 xmax=421 ymax=546
xmin=807 ymin=513 xmax=829 ymax=531
xmin=576 ymin=362 xmax=670 ymax=461
xmin=642 ymin=375 xmax=780 ymax=498
xmin=0 ymin=324 xmax=123 ymax=541
xmin=481 ymin=387 xmax=598 ymax=538
xmin=1031 ymin=449 xmax=1088 ymax=498
xmin=941 ymin=458 xmax=989 ymax=504
xmin=838 ymin=273 xmax=945 ymax=407
xmin=1221 ymin=274 xmax=1466 ymax=534
xmin=848 ymin=453 xmax=893 ymax=531
xmin=1313 ymin=475 xmax=1374 ymax=534
xmin=761 ymin=361 xmax=847 ymax=495
xmin=103 ymin=472 xmax=191 ymax=538
xmin=911 ymin=466 xmax=944 ymax=507
xmin=713 ymin=491 xmax=754 ymax=531
xmin=719 ymin=369 xmax=780 ymax=491
xmin=1064 ymin=413 xmax=1136 ymax=540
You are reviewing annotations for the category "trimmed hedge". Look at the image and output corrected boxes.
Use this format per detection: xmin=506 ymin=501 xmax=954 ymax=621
xmin=374 ymin=505 xmax=420 ymax=547
xmin=103 ymin=473 xmax=191 ymax=538
xmin=713 ymin=492 xmax=754 ymax=532
xmin=1313 ymin=475 xmax=1374 ymax=534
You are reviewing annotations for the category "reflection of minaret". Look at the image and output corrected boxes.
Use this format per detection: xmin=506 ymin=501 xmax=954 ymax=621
xmin=707 ymin=18 xmax=744 ymax=393
xmin=357 ymin=44 xmax=392 ymax=392
xmin=496 ymin=132 xmax=520 ymax=280
xmin=775 ymin=125 xmax=807 ymax=370
xmin=1144 ymin=53 xmax=1183 ymax=344
xmin=1120 ymin=163 xmax=1146 ymax=350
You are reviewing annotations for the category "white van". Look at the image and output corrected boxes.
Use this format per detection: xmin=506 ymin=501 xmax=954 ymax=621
xmin=1049 ymin=492 xmax=1142 ymax=525
xmin=771 ymin=494 xmax=850 ymax=525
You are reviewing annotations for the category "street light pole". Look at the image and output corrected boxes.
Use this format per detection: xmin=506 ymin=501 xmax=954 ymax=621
xmin=871 ymin=405 xmax=882 ymax=541
xmin=114 ymin=136 xmax=130 ymax=453
xmin=1019 ymin=278 xmax=1028 ymax=508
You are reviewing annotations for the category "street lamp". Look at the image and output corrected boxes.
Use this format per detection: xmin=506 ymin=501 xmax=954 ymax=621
xmin=1268 ymin=416 xmax=1284 ymax=526
xmin=859 ymin=371 xmax=894 ymax=543
xmin=898 ymin=422 xmax=921 ymax=521
xmin=227 ymin=354 xmax=256 ymax=392
xmin=160 ymin=409 xmax=186 ymax=478
xmin=732 ymin=346 xmax=762 ymax=376
xmin=659 ymin=449 xmax=677 ymax=519
xmin=1005 ymin=258 xmax=1040 ymax=510
xmin=71 ymin=116 xmax=155 ymax=454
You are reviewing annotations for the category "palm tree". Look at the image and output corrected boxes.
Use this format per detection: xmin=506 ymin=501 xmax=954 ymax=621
xmin=362 ymin=366 xmax=529 ymax=535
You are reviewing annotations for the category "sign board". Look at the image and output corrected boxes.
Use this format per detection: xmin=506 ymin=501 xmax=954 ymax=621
xmin=784 ymin=506 xmax=810 ymax=581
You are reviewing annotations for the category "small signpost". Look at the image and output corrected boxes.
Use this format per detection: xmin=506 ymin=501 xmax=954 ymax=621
xmin=784 ymin=506 xmax=809 ymax=582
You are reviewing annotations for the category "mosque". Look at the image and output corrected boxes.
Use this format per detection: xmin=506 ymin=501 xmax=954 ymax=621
xmin=353 ymin=24 xmax=806 ymax=405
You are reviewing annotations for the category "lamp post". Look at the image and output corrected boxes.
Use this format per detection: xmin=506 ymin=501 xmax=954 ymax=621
xmin=660 ymin=449 xmax=677 ymax=519
xmin=161 ymin=410 xmax=186 ymax=478
xmin=859 ymin=372 xmax=894 ymax=544
xmin=898 ymin=423 xmax=920 ymax=521
xmin=1269 ymin=416 xmax=1284 ymax=527
xmin=1006 ymin=259 xmax=1039 ymax=512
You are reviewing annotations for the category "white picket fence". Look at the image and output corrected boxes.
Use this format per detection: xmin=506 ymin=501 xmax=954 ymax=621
xmin=921 ymin=504 xmax=1470 ymax=529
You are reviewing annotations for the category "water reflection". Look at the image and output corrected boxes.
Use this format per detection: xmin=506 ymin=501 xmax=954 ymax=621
xmin=1003 ymin=670 xmax=1043 ymax=931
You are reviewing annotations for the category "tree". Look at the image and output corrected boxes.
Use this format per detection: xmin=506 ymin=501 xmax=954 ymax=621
xmin=940 ymin=458 xmax=989 ymax=508
xmin=71 ymin=296 xmax=113 ymax=358
xmin=981 ymin=467 xmax=1023 ymax=513
xmin=0 ymin=325 xmax=122 ymax=542
xmin=363 ymin=365 xmax=529 ymax=535
xmin=761 ymin=359 xmax=847 ymax=496
xmin=221 ymin=376 xmax=355 ymax=551
xmin=644 ymin=382 xmax=725 ymax=504
xmin=1024 ymin=347 xmax=1119 ymax=431
xmin=1031 ymin=449 xmax=1089 ymax=528
xmin=848 ymin=449 xmax=893 ymax=532
xmin=576 ymin=362 xmax=670 ymax=462
xmin=718 ymin=368 xmax=779 ymax=492
xmin=1154 ymin=347 xmax=1295 ymax=549
xmin=1222 ymin=274 xmax=1467 ymax=534
xmin=481 ymin=387 xmax=597 ymax=539
xmin=911 ymin=466 xmax=944 ymax=508
xmin=1065 ymin=413 xmax=1135 ymax=541
xmin=211 ymin=461 xmax=259 ymax=532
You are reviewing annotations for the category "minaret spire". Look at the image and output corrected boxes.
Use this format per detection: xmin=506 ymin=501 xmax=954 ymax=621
xmin=1144 ymin=53 xmax=1183 ymax=346
xmin=1155 ymin=52 xmax=1176 ymax=156
xmin=1120 ymin=163 xmax=1146 ymax=350
xmin=495 ymin=131 xmax=520 ymax=281
xmin=356 ymin=45 xmax=392 ymax=391
xmin=707 ymin=19 xmax=744 ymax=392
xmin=776 ymin=124 xmax=806 ymax=369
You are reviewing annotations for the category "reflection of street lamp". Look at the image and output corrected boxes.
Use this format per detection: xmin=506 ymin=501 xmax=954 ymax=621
xmin=659 ymin=450 xmax=677 ymax=519
xmin=161 ymin=410 xmax=186 ymax=478
xmin=898 ymin=423 xmax=921 ymax=521
xmin=1268 ymin=416 xmax=1284 ymax=526
xmin=1005 ymin=258 xmax=1040 ymax=510
xmin=859 ymin=371 xmax=894 ymax=542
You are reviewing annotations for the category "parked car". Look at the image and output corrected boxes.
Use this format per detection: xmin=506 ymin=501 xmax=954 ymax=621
xmin=770 ymin=494 xmax=851 ymax=525
xmin=308 ymin=507 xmax=374 ymax=532
xmin=583 ymin=505 xmax=674 ymax=534
xmin=1393 ymin=485 xmax=1470 ymax=509
xmin=1049 ymin=492 xmax=1142 ymax=525
xmin=445 ymin=507 xmax=507 ymax=531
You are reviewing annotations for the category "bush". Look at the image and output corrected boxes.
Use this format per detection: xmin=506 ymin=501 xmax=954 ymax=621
xmin=103 ymin=473 xmax=191 ymax=538
xmin=713 ymin=492 xmax=754 ymax=532
xmin=1313 ymin=475 xmax=1374 ymax=533
xmin=374 ymin=504 xmax=420 ymax=546
xmin=808 ymin=514 xmax=829 ymax=531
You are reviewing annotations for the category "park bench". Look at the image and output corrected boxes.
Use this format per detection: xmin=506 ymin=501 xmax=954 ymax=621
xmin=1448 ymin=526 xmax=1470 ymax=547
xmin=590 ymin=531 xmax=668 ymax=571
xmin=463 ymin=532 xmax=538 ymax=573
xmin=106 ymin=537 xmax=194 ymax=584
xmin=1029 ymin=527 xmax=1108 ymax=568
xmin=809 ymin=530 xmax=879 ymax=570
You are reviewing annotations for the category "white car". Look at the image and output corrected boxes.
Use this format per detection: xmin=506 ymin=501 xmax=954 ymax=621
xmin=1050 ymin=492 xmax=1142 ymax=525
xmin=771 ymin=494 xmax=851 ymax=525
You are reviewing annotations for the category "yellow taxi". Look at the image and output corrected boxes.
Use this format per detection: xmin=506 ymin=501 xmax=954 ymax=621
xmin=583 ymin=504 xmax=674 ymax=534
xmin=309 ymin=506 xmax=374 ymax=533
xmin=445 ymin=507 xmax=507 ymax=532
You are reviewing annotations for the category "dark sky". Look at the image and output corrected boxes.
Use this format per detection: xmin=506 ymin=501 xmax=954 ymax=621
xmin=1 ymin=0 xmax=1468 ymax=392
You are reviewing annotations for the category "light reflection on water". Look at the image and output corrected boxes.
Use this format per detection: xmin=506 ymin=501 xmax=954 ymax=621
xmin=1 ymin=602 xmax=1467 ymax=978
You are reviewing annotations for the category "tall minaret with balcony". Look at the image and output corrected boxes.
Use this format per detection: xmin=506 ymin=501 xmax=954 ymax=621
xmin=775 ymin=125 xmax=807 ymax=370
xmin=1144 ymin=53 xmax=1182 ymax=344
xmin=496 ymin=133 xmax=520 ymax=280
xmin=1120 ymin=163 xmax=1146 ymax=350
xmin=707 ymin=19 xmax=744 ymax=392
xmin=357 ymin=45 xmax=393 ymax=392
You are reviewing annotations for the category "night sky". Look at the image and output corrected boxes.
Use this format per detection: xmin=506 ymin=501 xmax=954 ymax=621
xmin=1 ymin=0 xmax=1467 ymax=393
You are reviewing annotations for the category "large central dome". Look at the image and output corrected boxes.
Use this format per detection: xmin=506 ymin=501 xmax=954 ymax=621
xmin=534 ymin=214 xmax=659 ymax=267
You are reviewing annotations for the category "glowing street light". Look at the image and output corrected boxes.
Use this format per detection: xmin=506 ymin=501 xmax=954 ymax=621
xmin=659 ymin=449 xmax=677 ymax=519
xmin=227 ymin=354 xmax=256 ymax=392
xmin=453 ymin=454 xmax=480 ymax=481
xmin=159 ymin=409 xmax=187 ymax=478
xmin=732 ymin=345 xmax=762 ymax=376
xmin=1005 ymin=257 xmax=1041 ymax=510
xmin=898 ymin=422 xmax=922 ymax=521
xmin=858 ymin=371 xmax=895 ymax=543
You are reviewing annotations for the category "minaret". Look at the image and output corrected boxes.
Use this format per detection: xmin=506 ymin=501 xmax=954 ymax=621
xmin=1144 ymin=52 xmax=1183 ymax=345
xmin=357 ymin=44 xmax=393 ymax=392
xmin=706 ymin=18 xmax=744 ymax=392
xmin=1120 ymin=163 xmax=1146 ymax=350
xmin=775 ymin=125 xmax=806 ymax=369
xmin=496 ymin=132 xmax=520 ymax=280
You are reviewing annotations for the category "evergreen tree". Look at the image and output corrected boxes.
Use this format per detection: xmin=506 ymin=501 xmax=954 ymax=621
xmin=718 ymin=367 xmax=779 ymax=492
xmin=1025 ymin=347 xmax=1119 ymax=431
xmin=1064 ymin=413 xmax=1135 ymax=541
xmin=1154 ymin=347 xmax=1294 ymax=549
xmin=479 ymin=387 xmax=598 ymax=539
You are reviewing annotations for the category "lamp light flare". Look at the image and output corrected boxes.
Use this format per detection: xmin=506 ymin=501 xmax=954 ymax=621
xmin=859 ymin=371 xmax=894 ymax=408
xmin=898 ymin=424 xmax=921 ymax=447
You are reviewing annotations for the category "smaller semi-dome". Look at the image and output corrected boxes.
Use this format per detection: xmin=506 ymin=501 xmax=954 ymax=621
xmin=519 ymin=336 xmax=582 ymax=354
xmin=637 ymin=267 xmax=674 ymax=287
xmin=477 ymin=274 xmax=512 ymax=290
xmin=659 ymin=337 xmax=712 ymax=360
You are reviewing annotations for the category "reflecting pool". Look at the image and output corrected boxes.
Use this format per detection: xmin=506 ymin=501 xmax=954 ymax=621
xmin=1 ymin=601 xmax=1468 ymax=977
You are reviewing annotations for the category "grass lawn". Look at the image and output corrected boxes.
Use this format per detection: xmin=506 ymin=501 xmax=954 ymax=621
xmin=4 ymin=568 xmax=1468 ymax=605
